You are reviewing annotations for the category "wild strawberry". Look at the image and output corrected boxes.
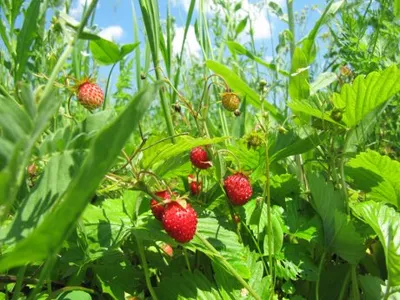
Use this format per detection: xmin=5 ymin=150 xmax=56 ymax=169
xmin=245 ymin=132 xmax=263 ymax=150
xmin=224 ymin=173 xmax=253 ymax=206
xmin=76 ymin=78 xmax=104 ymax=110
xmin=330 ymin=108 xmax=345 ymax=122
xmin=162 ymin=201 xmax=197 ymax=243
xmin=27 ymin=163 xmax=37 ymax=177
xmin=188 ymin=175 xmax=202 ymax=195
xmin=190 ymin=147 xmax=212 ymax=169
xmin=150 ymin=190 xmax=171 ymax=221
xmin=233 ymin=214 xmax=241 ymax=224
xmin=221 ymin=92 xmax=240 ymax=112
xmin=161 ymin=243 xmax=174 ymax=257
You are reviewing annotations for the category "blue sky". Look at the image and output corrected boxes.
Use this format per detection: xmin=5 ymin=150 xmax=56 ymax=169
xmin=68 ymin=0 xmax=328 ymax=89
xmin=70 ymin=0 xmax=325 ymax=58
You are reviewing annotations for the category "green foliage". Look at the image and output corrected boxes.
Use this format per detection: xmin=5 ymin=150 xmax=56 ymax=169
xmin=90 ymin=38 xmax=139 ymax=65
xmin=308 ymin=174 xmax=365 ymax=264
xmin=0 ymin=84 xmax=158 ymax=271
xmin=332 ymin=65 xmax=400 ymax=128
xmin=289 ymin=47 xmax=310 ymax=101
xmin=346 ymin=150 xmax=400 ymax=208
xmin=351 ymin=201 xmax=400 ymax=287
xmin=0 ymin=0 xmax=398 ymax=299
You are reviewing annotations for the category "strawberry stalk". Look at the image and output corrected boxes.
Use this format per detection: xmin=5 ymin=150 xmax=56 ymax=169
xmin=196 ymin=233 xmax=262 ymax=300
xmin=136 ymin=236 xmax=159 ymax=300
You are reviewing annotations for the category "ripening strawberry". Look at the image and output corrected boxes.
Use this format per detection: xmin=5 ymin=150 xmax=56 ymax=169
xmin=233 ymin=214 xmax=241 ymax=224
xmin=188 ymin=175 xmax=202 ymax=195
xmin=221 ymin=92 xmax=240 ymax=112
xmin=150 ymin=190 xmax=171 ymax=221
xmin=161 ymin=243 xmax=174 ymax=257
xmin=162 ymin=201 xmax=197 ymax=243
xmin=224 ymin=173 xmax=253 ymax=206
xmin=76 ymin=78 xmax=104 ymax=110
xmin=190 ymin=147 xmax=212 ymax=169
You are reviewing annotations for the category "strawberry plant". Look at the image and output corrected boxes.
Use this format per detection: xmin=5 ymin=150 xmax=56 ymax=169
xmin=0 ymin=0 xmax=400 ymax=299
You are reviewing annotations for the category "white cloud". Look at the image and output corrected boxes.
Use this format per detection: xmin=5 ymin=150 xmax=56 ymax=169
xmin=70 ymin=0 xmax=95 ymax=18
xmin=173 ymin=25 xmax=201 ymax=57
xmin=171 ymin=0 xmax=193 ymax=11
xmin=172 ymin=0 xmax=287 ymax=40
xmin=99 ymin=25 xmax=124 ymax=41
xmin=264 ymin=55 xmax=273 ymax=63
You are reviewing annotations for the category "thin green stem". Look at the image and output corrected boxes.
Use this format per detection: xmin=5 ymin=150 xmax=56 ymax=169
xmin=242 ymin=223 xmax=269 ymax=274
xmin=264 ymin=113 xmax=275 ymax=298
xmin=183 ymin=248 xmax=192 ymax=273
xmin=383 ymin=280 xmax=392 ymax=300
xmin=286 ymin=0 xmax=295 ymax=58
xmin=136 ymin=236 xmax=159 ymax=300
xmin=340 ymin=131 xmax=351 ymax=214
xmin=351 ymin=265 xmax=360 ymax=300
xmin=196 ymin=233 xmax=261 ymax=300
xmin=11 ymin=265 xmax=27 ymax=300
xmin=27 ymin=255 xmax=57 ymax=300
xmin=337 ymin=268 xmax=351 ymax=300
xmin=102 ymin=62 xmax=117 ymax=110
xmin=315 ymin=251 xmax=326 ymax=300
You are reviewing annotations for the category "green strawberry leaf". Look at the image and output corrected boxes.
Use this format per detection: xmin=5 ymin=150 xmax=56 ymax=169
xmin=81 ymin=199 xmax=132 ymax=260
xmin=346 ymin=150 xmax=400 ymax=208
xmin=141 ymin=135 xmax=227 ymax=170
xmin=351 ymin=201 xmax=400 ymax=287
xmin=308 ymin=174 xmax=365 ymax=264
xmin=189 ymin=213 xmax=251 ymax=279
xmin=332 ymin=65 xmax=400 ymax=128
xmin=288 ymin=99 xmax=345 ymax=127
xmin=56 ymin=291 xmax=92 ymax=300
xmin=89 ymin=38 xmax=121 ymax=65
xmin=154 ymin=270 xmax=221 ymax=300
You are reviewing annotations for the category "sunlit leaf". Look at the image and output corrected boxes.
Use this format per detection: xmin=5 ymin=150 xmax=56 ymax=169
xmin=205 ymin=60 xmax=282 ymax=121
xmin=346 ymin=150 xmax=400 ymax=208
xmin=0 ymin=84 xmax=158 ymax=271
xmin=90 ymin=38 xmax=121 ymax=65
xmin=351 ymin=201 xmax=400 ymax=286
xmin=289 ymin=48 xmax=309 ymax=100
xmin=226 ymin=41 xmax=289 ymax=76
xmin=308 ymin=174 xmax=365 ymax=264
xmin=332 ymin=65 xmax=400 ymax=128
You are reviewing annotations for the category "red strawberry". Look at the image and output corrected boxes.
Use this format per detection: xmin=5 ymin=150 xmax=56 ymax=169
xmin=190 ymin=147 xmax=212 ymax=169
xmin=76 ymin=79 xmax=104 ymax=110
xmin=223 ymin=173 xmax=253 ymax=206
xmin=188 ymin=175 xmax=202 ymax=195
xmin=150 ymin=190 xmax=171 ymax=221
xmin=162 ymin=201 xmax=197 ymax=243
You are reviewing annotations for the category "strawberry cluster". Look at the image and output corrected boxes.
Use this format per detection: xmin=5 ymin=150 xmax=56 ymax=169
xmin=149 ymin=146 xmax=253 ymax=243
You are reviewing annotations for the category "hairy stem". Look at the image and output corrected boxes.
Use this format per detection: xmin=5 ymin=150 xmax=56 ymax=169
xmin=136 ymin=236 xmax=159 ymax=300
xmin=315 ymin=251 xmax=326 ymax=300
xmin=196 ymin=233 xmax=261 ymax=300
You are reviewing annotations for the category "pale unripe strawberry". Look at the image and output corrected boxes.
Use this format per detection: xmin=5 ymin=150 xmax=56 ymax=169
xmin=76 ymin=79 xmax=104 ymax=110
xmin=221 ymin=92 xmax=240 ymax=112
